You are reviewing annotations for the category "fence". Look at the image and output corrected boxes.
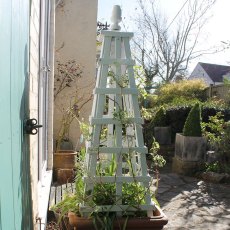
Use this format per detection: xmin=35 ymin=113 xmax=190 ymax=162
xmin=205 ymin=84 xmax=230 ymax=100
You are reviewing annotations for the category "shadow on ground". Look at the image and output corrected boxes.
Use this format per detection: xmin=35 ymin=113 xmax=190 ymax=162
xmin=154 ymin=169 xmax=230 ymax=229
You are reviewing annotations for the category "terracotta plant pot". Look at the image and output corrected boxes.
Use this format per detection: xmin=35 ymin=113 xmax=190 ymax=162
xmin=68 ymin=206 xmax=168 ymax=230
xmin=53 ymin=168 xmax=75 ymax=184
xmin=53 ymin=150 xmax=77 ymax=184
xmin=53 ymin=150 xmax=77 ymax=169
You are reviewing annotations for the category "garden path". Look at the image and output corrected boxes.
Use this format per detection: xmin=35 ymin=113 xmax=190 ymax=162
xmin=156 ymin=172 xmax=230 ymax=229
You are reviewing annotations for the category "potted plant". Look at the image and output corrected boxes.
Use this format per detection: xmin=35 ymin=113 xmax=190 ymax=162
xmin=51 ymin=56 xmax=168 ymax=230
xmin=173 ymin=103 xmax=206 ymax=175
xmin=53 ymin=59 xmax=92 ymax=184
xmin=52 ymin=7 xmax=168 ymax=227
xmin=51 ymin=72 xmax=168 ymax=229
xmin=51 ymin=147 xmax=168 ymax=230
xmin=153 ymin=106 xmax=171 ymax=145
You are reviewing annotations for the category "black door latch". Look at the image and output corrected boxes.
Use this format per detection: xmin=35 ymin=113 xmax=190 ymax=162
xmin=24 ymin=118 xmax=43 ymax=135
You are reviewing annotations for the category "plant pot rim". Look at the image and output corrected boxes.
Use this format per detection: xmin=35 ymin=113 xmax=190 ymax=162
xmin=67 ymin=205 xmax=168 ymax=229
xmin=176 ymin=133 xmax=204 ymax=138
xmin=54 ymin=150 xmax=78 ymax=155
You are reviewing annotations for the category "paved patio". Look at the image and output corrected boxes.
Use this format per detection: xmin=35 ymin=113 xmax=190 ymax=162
xmin=156 ymin=173 xmax=230 ymax=229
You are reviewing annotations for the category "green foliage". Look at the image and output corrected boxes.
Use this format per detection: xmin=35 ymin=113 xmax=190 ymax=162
xmin=122 ymin=183 xmax=146 ymax=207
xmin=152 ymin=106 xmax=167 ymax=127
xmin=222 ymin=122 xmax=230 ymax=158
xmin=147 ymin=138 xmax=166 ymax=169
xmin=52 ymin=149 xmax=87 ymax=219
xmin=202 ymin=112 xmax=230 ymax=164
xmin=223 ymin=79 xmax=230 ymax=106
xmin=143 ymin=104 xmax=230 ymax=144
xmin=143 ymin=107 xmax=168 ymax=149
xmin=205 ymin=161 xmax=230 ymax=174
xmin=140 ymin=107 xmax=153 ymax=120
xmin=156 ymin=79 xmax=207 ymax=105
xmin=169 ymin=97 xmax=200 ymax=107
xmin=51 ymin=148 xmax=86 ymax=218
xmin=91 ymin=181 xmax=148 ymax=229
xmin=205 ymin=161 xmax=221 ymax=173
xmin=108 ymin=70 xmax=129 ymax=88
xmin=113 ymin=110 xmax=133 ymax=124
xmin=78 ymin=119 xmax=92 ymax=141
xmin=140 ymin=94 xmax=158 ymax=108
xmin=53 ymin=149 xmax=160 ymax=228
xmin=201 ymin=112 xmax=225 ymax=149
xmin=133 ymin=65 xmax=148 ymax=100
xmin=53 ymin=61 xmax=165 ymax=228
xmin=51 ymin=194 xmax=80 ymax=219
xmin=183 ymin=103 xmax=202 ymax=137
xmin=150 ymin=138 xmax=160 ymax=155
xmin=145 ymin=94 xmax=158 ymax=108
xmin=203 ymin=98 xmax=228 ymax=110
xmin=152 ymin=154 xmax=166 ymax=168
xmin=93 ymin=183 xmax=116 ymax=205
xmin=92 ymin=181 xmax=148 ymax=209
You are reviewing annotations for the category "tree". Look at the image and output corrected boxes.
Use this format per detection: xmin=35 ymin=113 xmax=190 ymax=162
xmin=133 ymin=0 xmax=217 ymax=84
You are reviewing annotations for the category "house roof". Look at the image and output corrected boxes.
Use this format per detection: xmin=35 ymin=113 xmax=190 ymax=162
xmin=199 ymin=62 xmax=230 ymax=83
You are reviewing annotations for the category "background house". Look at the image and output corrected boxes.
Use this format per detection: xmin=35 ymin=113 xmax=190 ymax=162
xmin=189 ymin=62 xmax=230 ymax=86
xmin=0 ymin=0 xmax=55 ymax=229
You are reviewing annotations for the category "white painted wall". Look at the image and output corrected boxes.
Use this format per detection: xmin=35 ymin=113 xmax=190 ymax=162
xmin=54 ymin=0 xmax=98 ymax=150
xmin=189 ymin=63 xmax=213 ymax=86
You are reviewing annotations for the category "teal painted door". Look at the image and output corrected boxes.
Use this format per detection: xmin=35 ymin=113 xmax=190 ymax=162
xmin=0 ymin=0 xmax=32 ymax=229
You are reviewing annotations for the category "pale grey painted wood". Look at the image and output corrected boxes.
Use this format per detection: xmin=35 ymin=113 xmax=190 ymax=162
xmin=82 ymin=29 xmax=156 ymax=216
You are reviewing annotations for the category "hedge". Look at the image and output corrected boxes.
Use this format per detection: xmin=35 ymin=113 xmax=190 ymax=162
xmin=143 ymin=105 xmax=230 ymax=147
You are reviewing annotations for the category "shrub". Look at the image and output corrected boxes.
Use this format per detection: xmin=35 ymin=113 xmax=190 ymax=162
xmin=202 ymin=113 xmax=230 ymax=171
xmin=170 ymin=97 xmax=200 ymax=107
xmin=140 ymin=94 xmax=158 ymax=109
xmin=156 ymin=79 xmax=207 ymax=105
xmin=183 ymin=103 xmax=202 ymax=137
xmin=144 ymin=94 xmax=158 ymax=108
xmin=143 ymin=107 xmax=168 ymax=149
xmin=165 ymin=106 xmax=191 ymax=141
xmin=202 ymin=112 xmax=225 ymax=149
xmin=205 ymin=161 xmax=221 ymax=173
xmin=143 ymin=104 xmax=230 ymax=144
xmin=152 ymin=106 xmax=168 ymax=127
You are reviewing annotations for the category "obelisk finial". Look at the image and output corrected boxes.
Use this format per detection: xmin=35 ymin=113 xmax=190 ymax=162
xmin=110 ymin=5 xmax=122 ymax=31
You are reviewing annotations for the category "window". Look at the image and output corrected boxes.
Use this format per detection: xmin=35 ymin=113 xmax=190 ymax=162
xmin=38 ymin=0 xmax=50 ymax=181
xmin=37 ymin=1 xmax=53 ymax=227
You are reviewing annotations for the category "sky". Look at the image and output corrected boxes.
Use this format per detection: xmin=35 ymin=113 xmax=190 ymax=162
xmin=97 ymin=0 xmax=230 ymax=74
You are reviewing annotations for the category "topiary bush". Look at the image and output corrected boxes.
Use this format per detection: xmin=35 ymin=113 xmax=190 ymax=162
xmin=152 ymin=106 xmax=168 ymax=127
xmin=143 ymin=103 xmax=230 ymax=145
xmin=183 ymin=103 xmax=202 ymax=137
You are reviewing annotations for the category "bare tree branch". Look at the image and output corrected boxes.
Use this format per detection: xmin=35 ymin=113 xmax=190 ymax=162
xmin=133 ymin=0 xmax=218 ymax=84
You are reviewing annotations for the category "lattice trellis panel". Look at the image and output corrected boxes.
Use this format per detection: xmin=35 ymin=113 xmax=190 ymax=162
xmin=80 ymin=30 xmax=156 ymax=216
